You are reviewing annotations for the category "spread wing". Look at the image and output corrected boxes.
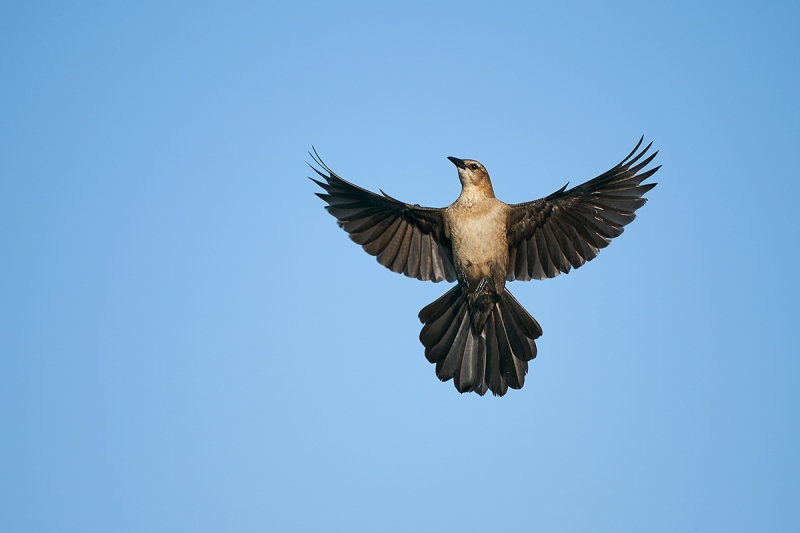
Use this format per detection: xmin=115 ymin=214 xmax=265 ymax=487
xmin=310 ymin=150 xmax=457 ymax=283
xmin=506 ymin=137 xmax=660 ymax=281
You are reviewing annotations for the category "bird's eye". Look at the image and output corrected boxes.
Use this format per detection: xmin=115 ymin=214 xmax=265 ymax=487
xmin=469 ymin=164 xmax=479 ymax=170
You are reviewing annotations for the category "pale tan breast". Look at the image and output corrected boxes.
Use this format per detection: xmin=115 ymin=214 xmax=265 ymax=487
xmin=445 ymin=196 xmax=510 ymax=286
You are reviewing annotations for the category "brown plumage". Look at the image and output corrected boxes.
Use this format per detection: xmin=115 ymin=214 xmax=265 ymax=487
xmin=311 ymin=137 xmax=659 ymax=396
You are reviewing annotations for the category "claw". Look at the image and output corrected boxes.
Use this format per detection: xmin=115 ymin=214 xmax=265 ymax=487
xmin=466 ymin=276 xmax=501 ymax=335
xmin=474 ymin=276 xmax=497 ymax=295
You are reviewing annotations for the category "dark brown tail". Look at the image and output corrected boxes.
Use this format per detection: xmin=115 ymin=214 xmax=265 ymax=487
xmin=418 ymin=285 xmax=542 ymax=396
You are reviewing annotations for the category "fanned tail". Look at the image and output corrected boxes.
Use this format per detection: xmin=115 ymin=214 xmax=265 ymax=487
xmin=418 ymin=286 xmax=542 ymax=396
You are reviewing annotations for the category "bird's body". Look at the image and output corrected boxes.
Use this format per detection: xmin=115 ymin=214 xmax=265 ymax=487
xmin=311 ymin=138 xmax=659 ymax=396
xmin=445 ymin=185 xmax=510 ymax=295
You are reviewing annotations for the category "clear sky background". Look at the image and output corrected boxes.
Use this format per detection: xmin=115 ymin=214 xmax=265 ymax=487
xmin=2 ymin=1 xmax=799 ymax=531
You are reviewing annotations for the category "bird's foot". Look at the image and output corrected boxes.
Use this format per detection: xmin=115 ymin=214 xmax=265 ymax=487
xmin=474 ymin=275 xmax=497 ymax=296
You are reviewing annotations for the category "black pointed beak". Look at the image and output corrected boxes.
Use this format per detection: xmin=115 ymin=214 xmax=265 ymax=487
xmin=448 ymin=156 xmax=467 ymax=170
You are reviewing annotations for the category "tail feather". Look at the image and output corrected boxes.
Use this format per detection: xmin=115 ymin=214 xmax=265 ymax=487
xmin=484 ymin=318 xmax=508 ymax=397
xmin=501 ymin=290 xmax=543 ymax=340
xmin=420 ymin=287 xmax=466 ymax=362
xmin=454 ymin=332 xmax=486 ymax=393
xmin=419 ymin=285 xmax=461 ymax=324
xmin=493 ymin=309 xmax=526 ymax=389
xmin=437 ymin=311 xmax=471 ymax=380
xmin=498 ymin=297 xmax=537 ymax=362
xmin=425 ymin=303 xmax=467 ymax=364
xmin=419 ymin=286 xmax=542 ymax=396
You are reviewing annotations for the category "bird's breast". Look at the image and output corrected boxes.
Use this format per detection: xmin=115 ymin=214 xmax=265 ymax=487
xmin=446 ymin=198 xmax=510 ymax=288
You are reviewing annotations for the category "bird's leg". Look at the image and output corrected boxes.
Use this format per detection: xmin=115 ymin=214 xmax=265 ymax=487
xmin=473 ymin=275 xmax=497 ymax=297
xmin=467 ymin=275 xmax=500 ymax=335
xmin=457 ymin=269 xmax=471 ymax=295
xmin=469 ymin=275 xmax=500 ymax=310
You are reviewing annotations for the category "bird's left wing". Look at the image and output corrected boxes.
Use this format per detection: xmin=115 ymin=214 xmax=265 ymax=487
xmin=506 ymin=137 xmax=659 ymax=281
xmin=310 ymin=151 xmax=457 ymax=283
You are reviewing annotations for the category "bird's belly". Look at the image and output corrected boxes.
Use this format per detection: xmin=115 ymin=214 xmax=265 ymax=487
xmin=450 ymin=212 xmax=508 ymax=287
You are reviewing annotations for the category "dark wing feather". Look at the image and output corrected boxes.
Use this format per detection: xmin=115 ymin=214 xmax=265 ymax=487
xmin=310 ymin=150 xmax=456 ymax=283
xmin=506 ymin=137 xmax=660 ymax=281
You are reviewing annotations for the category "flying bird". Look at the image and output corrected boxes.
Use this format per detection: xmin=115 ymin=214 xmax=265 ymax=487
xmin=311 ymin=138 xmax=659 ymax=396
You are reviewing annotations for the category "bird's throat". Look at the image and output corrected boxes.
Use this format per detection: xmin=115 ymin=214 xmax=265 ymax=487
xmin=458 ymin=182 xmax=495 ymax=207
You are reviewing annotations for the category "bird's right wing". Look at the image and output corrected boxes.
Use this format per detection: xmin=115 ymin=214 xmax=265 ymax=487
xmin=310 ymin=151 xmax=457 ymax=283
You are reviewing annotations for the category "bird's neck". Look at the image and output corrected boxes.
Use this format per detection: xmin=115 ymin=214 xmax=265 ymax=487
xmin=458 ymin=181 xmax=495 ymax=207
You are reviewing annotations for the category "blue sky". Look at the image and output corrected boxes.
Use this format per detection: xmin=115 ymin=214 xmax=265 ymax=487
xmin=1 ymin=1 xmax=799 ymax=531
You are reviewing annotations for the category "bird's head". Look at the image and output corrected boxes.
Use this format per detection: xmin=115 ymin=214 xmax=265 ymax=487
xmin=447 ymin=156 xmax=494 ymax=197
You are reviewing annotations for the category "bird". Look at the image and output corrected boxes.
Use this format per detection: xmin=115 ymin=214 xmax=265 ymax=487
xmin=311 ymin=137 xmax=659 ymax=396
